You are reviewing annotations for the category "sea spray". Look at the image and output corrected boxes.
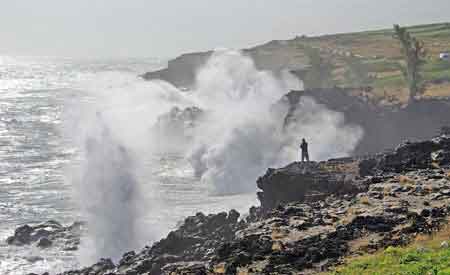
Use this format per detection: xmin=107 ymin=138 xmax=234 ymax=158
xmin=64 ymin=72 xmax=182 ymax=264
xmin=65 ymin=50 xmax=363 ymax=263
xmin=186 ymin=50 xmax=363 ymax=194
xmin=74 ymin=113 xmax=139 ymax=263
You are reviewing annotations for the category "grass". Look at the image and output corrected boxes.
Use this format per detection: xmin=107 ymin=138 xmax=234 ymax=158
xmin=329 ymin=224 xmax=450 ymax=275
xmin=280 ymin=22 xmax=450 ymax=102
xmin=373 ymin=74 xmax=405 ymax=88
xmin=423 ymin=69 xmax=450 ymax=82
xmin=332 ymin=246 xmax=450 ymax=275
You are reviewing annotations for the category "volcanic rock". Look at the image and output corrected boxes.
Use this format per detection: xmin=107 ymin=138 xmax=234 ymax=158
xmin=7 ymin=220 xmax=83 ymax=250
xmin=53 ymin=133 xmax=450 ymax=275
xmin=257 ymin=159 xmax=364 ymax=211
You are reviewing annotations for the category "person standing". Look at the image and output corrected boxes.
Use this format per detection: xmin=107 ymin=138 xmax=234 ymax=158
xmin=300 ymin=138 xmax=309 ymax=162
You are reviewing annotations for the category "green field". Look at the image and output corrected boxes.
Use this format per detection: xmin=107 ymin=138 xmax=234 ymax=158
xmin=329 ymin=224 xmax=450 ymax=275
xmin=292 ymin=22 xmax=450 ymax=101
xmin=331 ymin=245 xmax=450 ymax=275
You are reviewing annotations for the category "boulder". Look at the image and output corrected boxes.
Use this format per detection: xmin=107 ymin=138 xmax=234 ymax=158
xmin=257 ymin=160 xmax=364 ymax=211
xmin=37 ymin=237 xmax=53 ymax=248
xmin=6 ymin=220 xmax=83 ymax=251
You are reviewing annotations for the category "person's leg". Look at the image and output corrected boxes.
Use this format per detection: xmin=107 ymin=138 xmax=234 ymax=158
xmin=306 ymin=152 xmax=309 ymax=162
xmin=301 ymin=151 xmax=305 ymax=162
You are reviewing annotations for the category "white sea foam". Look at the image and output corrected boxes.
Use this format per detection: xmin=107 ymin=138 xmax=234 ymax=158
xmin=63 ymin=50 xmax=363 ymax=265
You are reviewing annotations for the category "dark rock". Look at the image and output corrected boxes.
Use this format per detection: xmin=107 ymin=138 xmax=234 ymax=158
xmin=257 ymin=161 xmax=364 ymax=211
xmin=162 ymin=261 xmax=207 ymax=275
xmin=55 ymin=133 xmax=450 ymax=275
xmin=7 ymin=220 xmax=83 ymax=250
xmin=91 ymin=258 xmax=115 ymax=273
xmin=37 ymin=237 xmax=52 ymax=248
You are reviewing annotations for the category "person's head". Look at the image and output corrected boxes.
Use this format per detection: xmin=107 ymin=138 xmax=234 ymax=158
xmin=302 ymin=138 xmax=306 ymax=143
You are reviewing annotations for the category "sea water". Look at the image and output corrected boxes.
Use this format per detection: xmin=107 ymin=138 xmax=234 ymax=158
xmin=0 ymin=56 xmax=257 ymax=275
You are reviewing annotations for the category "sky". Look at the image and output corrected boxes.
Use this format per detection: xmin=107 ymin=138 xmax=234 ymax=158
xmin=0 ymin=0 xmax=449 ymax=59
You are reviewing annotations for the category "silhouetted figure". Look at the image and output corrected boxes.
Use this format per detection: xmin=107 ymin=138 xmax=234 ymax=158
xmin=300 ymin=138 xmax=309 ymax=162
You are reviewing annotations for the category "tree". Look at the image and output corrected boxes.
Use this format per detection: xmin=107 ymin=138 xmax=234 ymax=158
xmin=393 ymin=24 xmax=426 ymax=101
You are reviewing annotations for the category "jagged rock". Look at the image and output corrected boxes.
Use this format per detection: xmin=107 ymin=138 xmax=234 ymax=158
xmin=360 ymin=134 xmax=450 ymax=175
xmin=54 ymin=133 xmax=450 ymax=275
xmin=7 ymin=220 xmax=83 ymax=250
xmin=58 ymin=210 xmax=242 ymax=275
xmin=162 ymin=261 xmax=207 ymax=275
xmin=257 ymin=160 xmax=364 ymax=211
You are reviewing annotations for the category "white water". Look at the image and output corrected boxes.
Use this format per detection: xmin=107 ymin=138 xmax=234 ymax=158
xmin=0 ymin=52 xmax=362 ymax=274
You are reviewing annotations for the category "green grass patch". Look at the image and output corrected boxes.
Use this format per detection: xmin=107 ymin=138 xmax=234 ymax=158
xmin=423 ymin=61 xmax=450 ymax=72
xmin=365 ymin=60 xmax=402 ymax=73
xmin=329 ymin=225 xmax=450 ymax=275
xmin=373 ymin=74 xmax=405 ymax=88
xmin=330 ymin=245 xmax=450 ymax=275
xmin=406 ymin=23 xmax=450 ymax=33
xmin=423 ymin=69 xmax=450 ymax=81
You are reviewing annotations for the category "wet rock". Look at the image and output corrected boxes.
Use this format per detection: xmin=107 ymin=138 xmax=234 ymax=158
xmin=91 ymin=258 xmax=115 ymax=273
xmin=54 ymin=133 xmax=450 ymax=275
xmin=162 ymin=261 xmax=207 ymax=275
xmin=7 ymin=220 xmax=83 ymax=251
xmin=59 ymin=209 xmax=245 ymax=275
xmin=37 ymin=237 xmax=52 ymax=248
xmin=25 ymin=256 xmax=44 ymax=263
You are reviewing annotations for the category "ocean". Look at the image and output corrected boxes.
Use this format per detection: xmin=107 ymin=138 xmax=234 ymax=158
xmin=0 ymin=56 xmax=258 ymax=275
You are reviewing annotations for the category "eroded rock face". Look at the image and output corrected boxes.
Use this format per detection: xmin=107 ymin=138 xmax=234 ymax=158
xmin=282 ymin=89 xmax=450 ymax=156
xmin=57 ymin=210 xmax=242 ymax=275
xmin=52 ymin=133 xmax=450 ymax=275
xmin=7 ymin=220 xmax=83 ymax=251
xmin=142 ymin=51 xmax=213 ymax=88
xmin=207 ymin=164 xmax=450 ymax=274
xmin=257 ymin=159 xmax=364 ymax=211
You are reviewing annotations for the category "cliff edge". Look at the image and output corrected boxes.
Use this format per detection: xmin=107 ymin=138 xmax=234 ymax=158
xmin=45 ymin=131 xmax=450 ymax=275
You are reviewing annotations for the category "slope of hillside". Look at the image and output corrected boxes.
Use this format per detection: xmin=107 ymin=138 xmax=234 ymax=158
xmin=142 ymin=22 xmax=450 ymax=103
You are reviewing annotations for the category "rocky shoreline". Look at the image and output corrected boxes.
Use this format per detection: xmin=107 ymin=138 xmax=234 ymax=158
xmin=20 ymin=129 xmax=450 ymax=275
xmin=7 ymin=220 xmax=83 ymax=251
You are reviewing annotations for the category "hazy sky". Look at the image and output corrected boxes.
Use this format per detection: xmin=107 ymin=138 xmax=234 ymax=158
xmin=1 ymin=0 xmax=449 ymax=58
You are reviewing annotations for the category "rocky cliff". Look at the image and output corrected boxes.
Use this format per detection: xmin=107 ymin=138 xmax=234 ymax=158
xmin=280 ymin=88 xmax=450 ymax=155
xmin=141 ymin=39 xmax=309 ymax=89
xmin=141 ymin=23 xmax=450 ymax=100
xmin=256 ymin=160 xmax=363 ymax=212
xmin=38 ymin=131 xmax=450 ymax=275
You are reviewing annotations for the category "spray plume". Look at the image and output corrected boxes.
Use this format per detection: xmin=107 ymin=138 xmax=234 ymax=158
xmin=65 ymin=50 xmax=363 ymax=263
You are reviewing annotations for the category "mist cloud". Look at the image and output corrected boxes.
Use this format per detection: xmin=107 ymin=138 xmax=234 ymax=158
xmin=65 ymin=50 xmax=363 ymax=263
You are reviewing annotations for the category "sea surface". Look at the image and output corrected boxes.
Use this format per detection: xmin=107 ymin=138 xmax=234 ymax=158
xmin=0 ymin=56 xmax=257 ymax=274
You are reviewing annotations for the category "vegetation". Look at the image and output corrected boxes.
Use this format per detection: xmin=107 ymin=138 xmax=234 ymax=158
xmin=393 ymin=24 xmax=427 ymax=101
xmin=332 ymin=246 xmax=450 ymax=275
xmin=342 ymin=56 xmax=371 ymax=87
xmin=287 ymin=22 xmax=450 ymax=103
xmin=302 ymin=45 xmax=335 ymax=89
xmin=329 ymin=225 xmax=450 ymax=275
